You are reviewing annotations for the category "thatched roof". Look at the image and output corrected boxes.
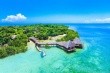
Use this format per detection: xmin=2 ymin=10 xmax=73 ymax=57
xmin=73 ymin=38 xmax=82 ymax=44
xmin=57 ymin=40 xmax=75 ymax=49
xmin=66 ymin=40 xmax=75 ymax=49
xmin=29 ymin=37 xmax=39 ymax=44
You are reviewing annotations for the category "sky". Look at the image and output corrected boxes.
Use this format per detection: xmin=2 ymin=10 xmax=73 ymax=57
xmin=0 ymin=0 xmax=110 ymax=23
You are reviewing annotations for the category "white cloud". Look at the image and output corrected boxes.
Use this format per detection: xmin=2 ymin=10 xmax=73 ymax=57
xmin=2 ymin=13 xmax=27 ymax=22
xmin=95 ymin=18 xmax=110 ymax=23
xmin=35 ymin=14 xmax=110 ymax=23
xmin=84 ymin=18 xmax=110 ymax=23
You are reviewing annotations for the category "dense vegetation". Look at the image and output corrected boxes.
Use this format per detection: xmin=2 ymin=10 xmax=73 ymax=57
xmin=45 ymin=44 xmax=51 ymax=49
xmin=0 ymin=24 xmax=79 ymax=58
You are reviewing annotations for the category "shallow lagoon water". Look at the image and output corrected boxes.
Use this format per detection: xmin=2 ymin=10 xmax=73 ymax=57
xmin=0 ymin=24 xmax=110 ymax=73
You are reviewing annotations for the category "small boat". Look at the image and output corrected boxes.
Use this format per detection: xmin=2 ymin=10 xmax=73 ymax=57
xmin=41 ymin=51 xmax=46 ymax=58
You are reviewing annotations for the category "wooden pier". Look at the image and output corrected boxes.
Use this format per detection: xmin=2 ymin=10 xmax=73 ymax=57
xmin=29 ymin=37 xmax=83 ymax=52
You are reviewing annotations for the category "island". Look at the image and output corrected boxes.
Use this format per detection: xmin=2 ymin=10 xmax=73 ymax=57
xmin=0 ymin=24 xmax=83 ymax=58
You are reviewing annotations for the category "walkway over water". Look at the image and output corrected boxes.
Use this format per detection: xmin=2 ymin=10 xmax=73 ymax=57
xmin=29 ymin=37 xmax=83 ymax=52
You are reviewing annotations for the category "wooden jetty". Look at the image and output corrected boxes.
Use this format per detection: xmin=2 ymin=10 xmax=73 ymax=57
xmin=29 ymin=37 xmax=46 ymax=57
xmin=29 ymin=37 xmax=83 ymax=52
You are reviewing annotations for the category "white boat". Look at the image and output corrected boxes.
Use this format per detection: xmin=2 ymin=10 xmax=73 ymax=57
xmin=41 ymin=51 xmax=46 ymax=58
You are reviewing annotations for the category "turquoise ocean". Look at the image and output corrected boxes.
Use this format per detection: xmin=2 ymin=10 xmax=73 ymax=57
xmin=0 ymin=24 xmax=110 ymax=73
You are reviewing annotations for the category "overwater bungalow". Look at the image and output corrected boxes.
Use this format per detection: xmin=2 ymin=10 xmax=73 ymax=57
xmin=57 ymin=40 xmax=75 ymax=52
xmin=73 ymin=38 xmax=83 ymax=48
xmin=29 ymin=37 xmax=83 ymax=52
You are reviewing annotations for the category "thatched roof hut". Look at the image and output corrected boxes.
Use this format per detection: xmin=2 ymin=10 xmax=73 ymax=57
xmin=73 ymin=38 xmax=83 ymax=48
xmin=65 ymin=40 xmax=75 ymax=49
xmin=57 ymin=40 xmax=75 ymax=51
xmin=29 ymin=37 xmax=39 ymax=44
xmin=73 ymin=38 xmax=81 ymax=44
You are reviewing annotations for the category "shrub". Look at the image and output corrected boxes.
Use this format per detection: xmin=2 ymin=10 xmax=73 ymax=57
xmin=0 ymin=47 xmax=7 ymax=58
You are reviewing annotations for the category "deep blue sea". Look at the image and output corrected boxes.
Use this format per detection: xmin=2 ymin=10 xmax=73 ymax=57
xmin=0 ymin=24 xmax=110 ymax=73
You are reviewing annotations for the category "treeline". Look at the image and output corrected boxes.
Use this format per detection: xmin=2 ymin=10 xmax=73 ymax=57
xmin=0 ymin=26 xmax=28 ymax=58
xmin=0 ymin=46 xmax=27 ymax=58
xmin=0 ymin=27 xmax=28 ymax=58
xmin=57 ymin=29 xmax=79 ymax=41
xmin=23 ymin=24 xmax=69 ymax=40
xmin=0 ymin=24 xmax=79 ymax=58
